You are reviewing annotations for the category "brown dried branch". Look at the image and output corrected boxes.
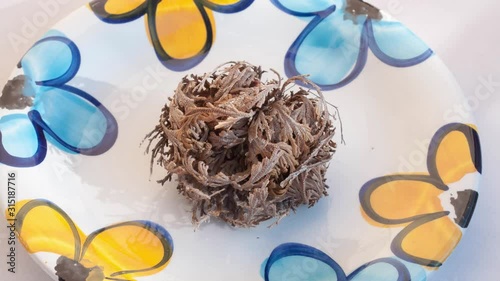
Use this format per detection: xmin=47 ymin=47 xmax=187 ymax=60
xmin=145 ymin=62 xmax=337 ymax=228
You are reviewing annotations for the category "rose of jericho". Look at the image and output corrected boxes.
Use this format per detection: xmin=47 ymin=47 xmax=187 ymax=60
xmin=145 ymin=62 xmax=337 ymax=228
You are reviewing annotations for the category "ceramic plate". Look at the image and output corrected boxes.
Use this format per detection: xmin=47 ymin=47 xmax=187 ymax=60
xmin=0 ymin=0 xmax=481 ymax=281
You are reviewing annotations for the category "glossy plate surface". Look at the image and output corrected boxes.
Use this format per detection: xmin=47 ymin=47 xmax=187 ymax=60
xmin=0 ymin=0 xmax=481 ymax=280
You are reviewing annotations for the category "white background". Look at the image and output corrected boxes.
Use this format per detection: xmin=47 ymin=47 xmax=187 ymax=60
xmin=0 ymin=0 xmax=499 ymax=280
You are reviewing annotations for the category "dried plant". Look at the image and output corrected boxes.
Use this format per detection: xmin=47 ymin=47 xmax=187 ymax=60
xmin=145 ymin=62 xmax=337 ymax=228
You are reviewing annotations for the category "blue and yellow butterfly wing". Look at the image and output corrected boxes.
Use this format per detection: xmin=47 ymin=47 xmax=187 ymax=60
xmin=264 ymin=243 xmax=346 ymax=281
xmin=89 ymin=0 xmax=148 ymax=23
xmin=145 ymin=0 xmax=215 ymax=71
xmin=0 ymin=114 xmax=46 ymax=167
xmin=80 ymin=220 xmax=174 ymax=279
xmin=270 ymin=0 xmax=337 ymax=16
xmin=199 ymin=0 xmax=254 ymax=13
xmin=367 ymin=19 xmax=433 ymax=67
xmin=7 ymin=199 xmax=85 ymax=261
xmin=272 ymin=1 xmax=369 ymax=90
xmin=348 ymin=258 xmax=411 ymax=281
xmin=30 ymin=84 xmax=118 ymax=156
xmin=427 ymin=123 xmax=482 ymax=185
xmin=1 ymin=34 xmax=118 ymax=167
xmin=263 ymin=243 xmax=423 ymax=281
xmin=20 ymin=33 xmax=80 ymax=91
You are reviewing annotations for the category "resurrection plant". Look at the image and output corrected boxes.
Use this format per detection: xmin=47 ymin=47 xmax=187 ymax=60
xmin=145 ymin=62 xmax=337 ymax=227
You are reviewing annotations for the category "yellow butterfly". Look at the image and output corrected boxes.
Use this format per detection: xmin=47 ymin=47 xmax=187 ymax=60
xmin=9 ymin=199 xmax=173 ymax=281
xmin=89 ymin=0 xmax=254 ymax=71
xmin=360 ymin=123 xmax=481 ymax=268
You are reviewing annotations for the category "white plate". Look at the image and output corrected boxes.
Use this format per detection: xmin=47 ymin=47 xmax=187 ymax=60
xmin=0 ymin=1 xmax=482 ymax=280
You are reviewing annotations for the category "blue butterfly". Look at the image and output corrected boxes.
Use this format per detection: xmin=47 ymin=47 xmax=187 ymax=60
xmin=263 ymin=243 xmax=427 ymax=281
xmin=0 ymin=31 xmax=118 ymax=167
xmin=270 ymin=0 xmax=433 ymax=90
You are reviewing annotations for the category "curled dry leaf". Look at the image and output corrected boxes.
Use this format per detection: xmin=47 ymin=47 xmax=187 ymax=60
xmin=145 ymin=62 xmax=337 ymax=228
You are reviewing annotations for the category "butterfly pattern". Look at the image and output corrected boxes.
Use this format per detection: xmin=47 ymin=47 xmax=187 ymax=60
xmin=8 ymin=199 xmax=174 ymax=281
xmin=0 ymin=3 xmax=482 ymax=280
xmin=263 ymin=243 xmax=426 ymax=281
xmin=270 ymin=0 xmax=433 ymax=90
xmin=0 ymin=31 xmax=118 ymax=168
xmin=89 ymin=0 xmax=254 ymax=71
xmin=360 ymin=123 xmax=481 ymax=267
